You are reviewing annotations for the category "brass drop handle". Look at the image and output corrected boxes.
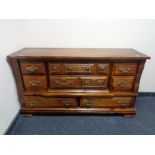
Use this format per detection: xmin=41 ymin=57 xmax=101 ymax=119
xmin=62 ymin=100 xmax=71 ymax=107
xmin=52 ymin=66 xmax=57 ymax=70
xmin=69 ymin=81 xmax=74 ymax=86
xmin=67 ymin=66 xmax=72 ymax=72
xmin=117 ymin=80 xmax=128 ymax=86
xmin=85 ymin=67 xmax=90 ymax=71
xmin=119 ymin=66 xmax=130 ymax=73
xmin=83 ymin=80 xmax=88 ymax=86
xmin=96 ymin=80 xmax=103 ymax=86
xmin=118 ymin=100 xmax=127 ymax=105
xmin=99 ymin=66 xmax=105 ymax=72
xmin=26 ymin=66 xmax=39 ymax=72
xmin=29 ymin=80 xmax=40 ymax=86
xmin=84 ymin=99 xmax=93 ymax=107
xmin=30 ymin=100 xmax=38 ymax=106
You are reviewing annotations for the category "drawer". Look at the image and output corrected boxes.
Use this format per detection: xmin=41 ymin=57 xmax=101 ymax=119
xmin=50 ymin=76 xmax=79 ymax=88
xmin=48 ymin=63 xmax=62 ymax=74
xmin=23 ymin=75 xmax=47 ymax=90
xmin=80 ymin=76 xmax=108 ymax=89
xmin=81 ymin=97 xmax=134 ymax=108
xmin=24 ymin=97 xmax=78 ymax=108
xmin=111 ymin=76 xmax=135 ymax=90
xmin=113 ymin=63 xmax=137 ymax=75
xmin=20 ymin=62 xmax=46 ymax=74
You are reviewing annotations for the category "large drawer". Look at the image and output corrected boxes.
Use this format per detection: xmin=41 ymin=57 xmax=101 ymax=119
xmin=23 ymin=75 xmax=47 ymax=91
xmin=20 ymin=62 xmax=46 ymax=74
xmin=48 ymin=63 xmax=110 ymax=75
xmin=111 ymin=76 xmax=135 ymax=90
xmin=24 ymin=96 xmax=78 ymax=108
xmin=81 ymin=97 xmax=134 ymax=108
xmin=50 ymin=75 xmax=108 ymax=89
xmin=113 ymin=63 xmax=137 ymax=75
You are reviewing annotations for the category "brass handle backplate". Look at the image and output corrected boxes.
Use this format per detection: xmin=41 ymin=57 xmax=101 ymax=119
xmin=99 ymin=66 xmax=106 ymax=72
xmin=118 ymin=100 xmax=128 ymax=105
xmin=62 ymin=100 xmax=71 ymax=107
xmin=85 ymin=66 xmax=90 ymax=71
xmin=29 ymin=80 xmax=40 ymax=86
xmin=119 ymin=66 xmax=130 ymax=73
xmin=30 ymin=100 xmax=38 ymax=106
xmin=117 ymin=80 xmax=128 ymax=86
xmin=84 ymin=99 xmax=93 ymax=107
xmin=26 ymin=66 xmax=39 ymax=72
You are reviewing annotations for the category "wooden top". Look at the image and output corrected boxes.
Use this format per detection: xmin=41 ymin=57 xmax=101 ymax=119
xmin=8 ymin=48 xmax=150 ymax=60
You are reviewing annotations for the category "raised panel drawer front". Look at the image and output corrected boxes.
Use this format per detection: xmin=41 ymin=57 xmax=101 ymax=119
xmin=50 ymin=76 xmax=79 ymax=88
xmin=98 ymin=64 xmax=110 ymax=74
xmin=50 ymin=76 xmax=108 ymax=89
xmin=111 ymin=76 xmax=135 ymax=90
xmin=23 ymin=75 xmax=47 ymax=90
xmin=81 ymin=97 xmax=134 ymax=108
xmin=20 ymin=62 xmax=46 ymax=74
xmin=80 ymin=76 xmax=108 ymax=89
xmin=113 ymin=63 xmax=137 ymax=75
xmin=48 ymin=63 xmax=110 ymax=75
xmin=24 ymin=97 xmax=78 ymax=108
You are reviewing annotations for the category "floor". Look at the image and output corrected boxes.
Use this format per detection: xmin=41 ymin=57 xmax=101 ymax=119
xmin=8 ymin=96 xmax=155 ymax=135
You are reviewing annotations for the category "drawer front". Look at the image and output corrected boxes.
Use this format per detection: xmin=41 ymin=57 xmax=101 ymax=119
xmin=50 ymin=76 xmax=79 ymax=88
xmin=98 ymin=64 xmax=110 ymax=74
xmin=80 ymin=76 xmax=108 ymax=89
xmin=111 ymin=76 xmax=135 ymax=90
xmin=49 ymin=64 xmax=62 ymax=74
xmin=49 ymin=63 xmax=110 ymax=75
xmin=64 ymin=64 xmax=96 ymax=74
xmin=23 ymin=75 xmax=47 ymax=90
xmin=113 ymin=63 xmax=137 ymax=75
xmin=24 ymin=97 xmax=78 ymax=108
xmin=81 ymin=97 xmax=134 ymax=108
xmin=20 ymin=62 xmax=46 ymax=74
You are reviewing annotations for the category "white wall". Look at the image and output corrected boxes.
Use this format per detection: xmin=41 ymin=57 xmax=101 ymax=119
xmin=0 ymin=20 xmax=24 ymax=134
xmin=0 ymin=19 xmax=155 ymax=134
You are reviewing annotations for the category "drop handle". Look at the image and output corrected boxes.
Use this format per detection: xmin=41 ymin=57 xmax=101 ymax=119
xmin=62 ymin=100 xmax=71 ymax=107
xmin=67 ymin=66 xmax=72 ymax=72
xmin=26 ymin=66 xmax=39 ymax=72
xmin=85 ymin=67 xmax=90 ymax=71
xmin=30 ymin=100 xmax=38 ymax=106
xmin=84 ymin=100 xmax=93 ymax=107
xmin=119 ymin=66 xmax=130 ymax=73
xmin=118 ymin=100 xmax=128 ymax=105
xmin=29 ymin=80 xmax=40 ymax=86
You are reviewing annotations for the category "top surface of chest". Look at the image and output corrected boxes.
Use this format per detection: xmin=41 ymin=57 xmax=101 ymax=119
xmin=9 ymin=48 xmax=150 ymax=60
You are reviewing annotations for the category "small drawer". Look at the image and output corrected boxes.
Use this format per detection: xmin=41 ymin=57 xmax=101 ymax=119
xmin=48 ymin=63 xmax=62 ymax=74
xmin=80 ymin=76 xmax=108 ymax=89
xmin=81 ymin=97 xmax=134 ymax=108
xmin=20 ymin=62 xmax=46 ymax=74
xmin=98 ymin=64 xmax=110 ymax=74
xmin=64 ymin=64 xmax=96 ymax=74
xmin=111 ymin=76 xmax=135 ymax=90
xmin=113 ymin=63 xmax=137 ymax=75
xmin=23 ymin=75 xmax=47 ymax=91
xmin=50 ymin=76 xmax=79 ymax=88
xmin=24 ymin=97 xmax=78 ymax=108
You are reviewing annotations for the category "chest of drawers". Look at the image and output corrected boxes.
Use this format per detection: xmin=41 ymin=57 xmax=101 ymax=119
xmin=8 ymin=48 xmax=150 ymax=117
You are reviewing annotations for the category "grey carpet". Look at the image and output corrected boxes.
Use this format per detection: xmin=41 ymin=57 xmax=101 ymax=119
xmin=8 ymin=96 xmax=155 ymax=135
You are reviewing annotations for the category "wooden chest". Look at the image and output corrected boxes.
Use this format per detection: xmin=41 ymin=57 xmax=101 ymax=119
xmin=8 ymin=48 xmax=150 ymax=117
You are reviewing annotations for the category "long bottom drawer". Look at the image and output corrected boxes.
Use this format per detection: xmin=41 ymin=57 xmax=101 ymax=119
xmin=80 ymin=97 xmax=135 ymax=108
xmin=24 ymin=97 xmax=78 ymax=108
